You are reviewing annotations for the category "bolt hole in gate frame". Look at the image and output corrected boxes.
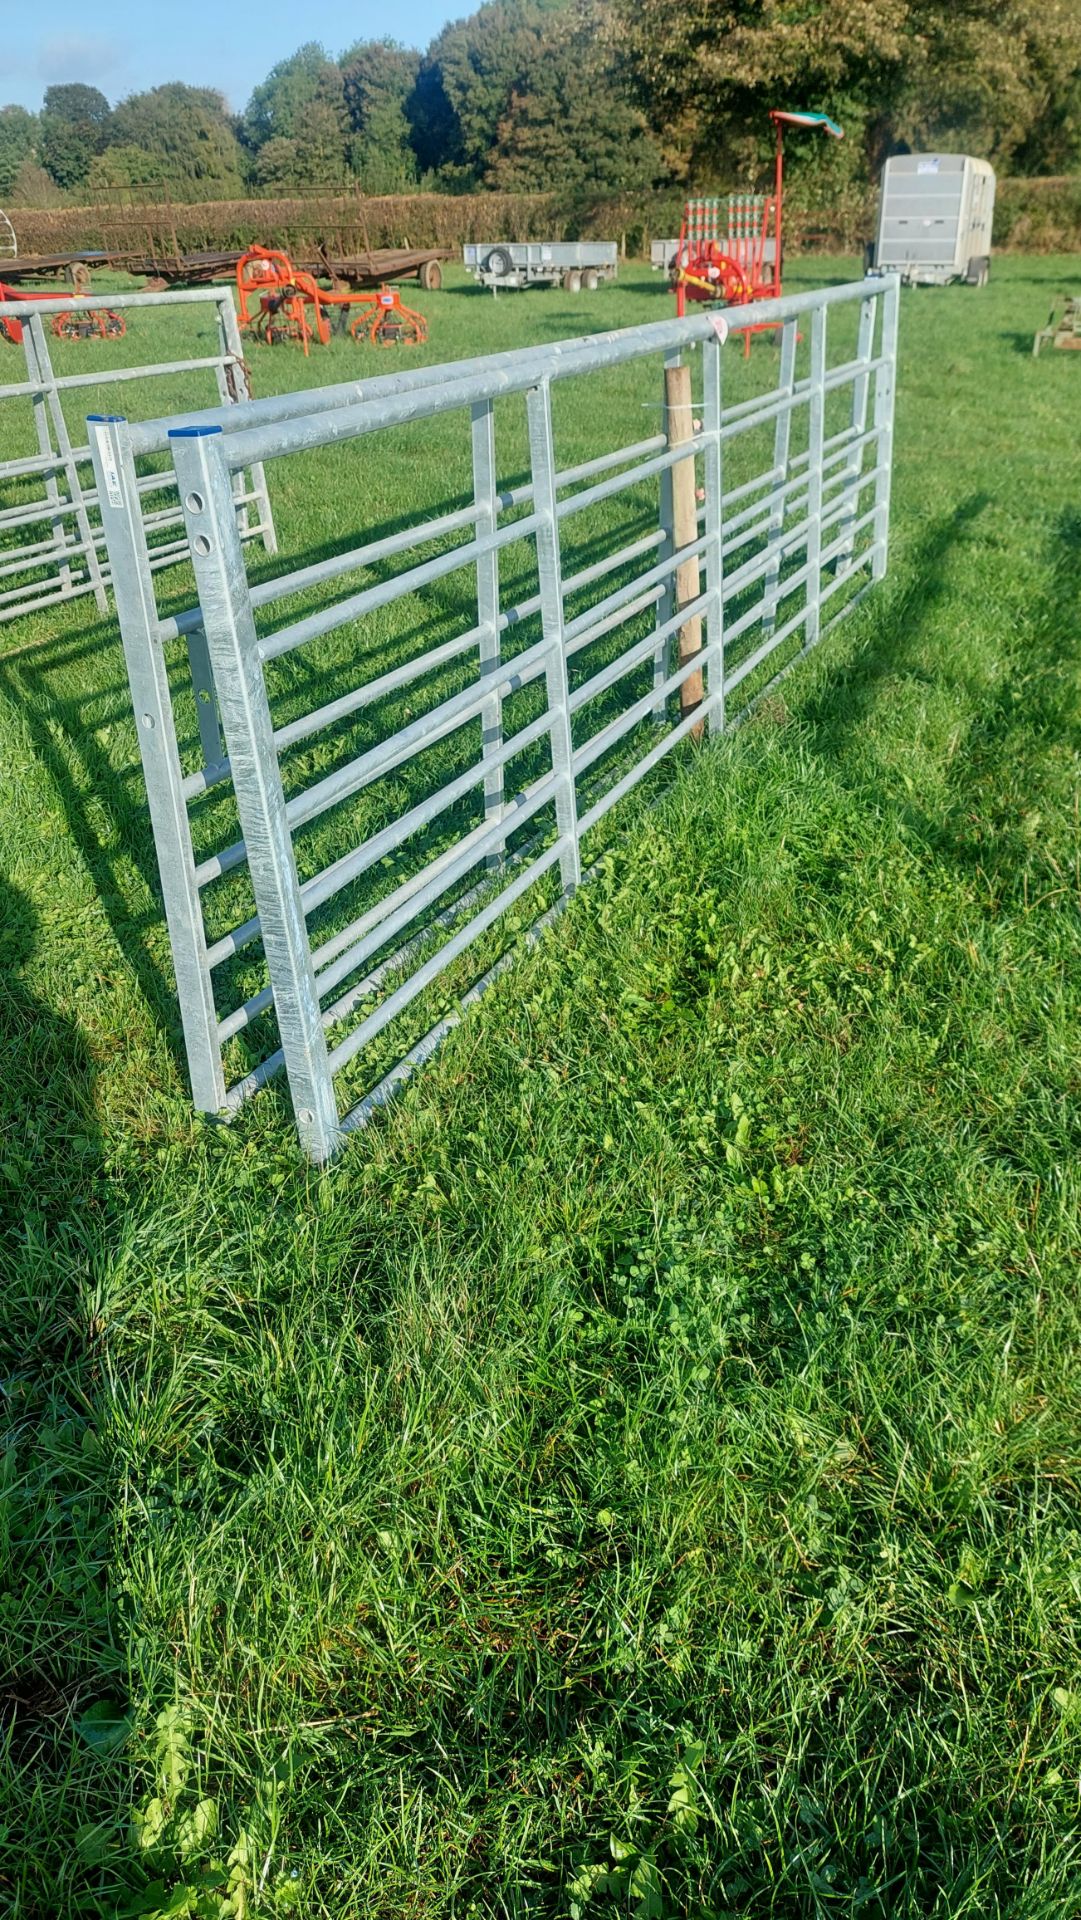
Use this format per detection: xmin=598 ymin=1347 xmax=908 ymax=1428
xmin=90 ymin=274 xmax=899 ymax=1163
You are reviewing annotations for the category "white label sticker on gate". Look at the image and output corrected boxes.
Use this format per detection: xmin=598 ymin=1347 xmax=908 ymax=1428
xmin=99 ymin=442 xmax=125 ymax=510
xmin=917 ymin=159 xmax=940 ymax=174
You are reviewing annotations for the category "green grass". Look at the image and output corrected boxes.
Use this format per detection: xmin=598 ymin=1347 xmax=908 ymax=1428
xmin=1 ymin=257 xmax=1080 ymax=1918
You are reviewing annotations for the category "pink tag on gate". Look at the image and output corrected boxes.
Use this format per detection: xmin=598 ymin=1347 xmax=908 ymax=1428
xmin=707 ymin=313 xmax=730 ymax=344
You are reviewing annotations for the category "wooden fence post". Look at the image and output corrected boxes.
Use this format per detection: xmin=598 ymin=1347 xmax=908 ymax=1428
xmin=664 ymin=361 xmax=704 ymax=735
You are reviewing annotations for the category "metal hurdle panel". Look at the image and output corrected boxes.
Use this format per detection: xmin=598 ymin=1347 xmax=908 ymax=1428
xmin=91 ymin=274 xmax=899 ymax=1161
xmin=0 ymin=286 xmax=275 ymax=623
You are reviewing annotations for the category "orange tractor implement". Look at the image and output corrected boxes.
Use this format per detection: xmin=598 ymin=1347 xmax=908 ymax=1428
xmin=673 ymin=109 xmax=844 ymax=352
xmin=0 ymin=281 xmax=126 ymax=347
xmin=236 ymin=246 xmax=427 ymax=354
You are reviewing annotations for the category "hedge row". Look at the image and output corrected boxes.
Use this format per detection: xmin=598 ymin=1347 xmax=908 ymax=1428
xmin=8 ymin=178 xmax=1081 ymax=262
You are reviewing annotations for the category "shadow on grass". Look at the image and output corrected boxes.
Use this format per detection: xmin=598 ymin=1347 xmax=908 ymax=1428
xmin=799 ymin=495 xmax=1081 ymax=895
xmin=0 ymin=878 xmax=122 ymax=1913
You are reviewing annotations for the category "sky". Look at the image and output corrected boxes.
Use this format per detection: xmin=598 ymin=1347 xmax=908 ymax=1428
xmin=0 ymin=1 xmax=462 ymax=116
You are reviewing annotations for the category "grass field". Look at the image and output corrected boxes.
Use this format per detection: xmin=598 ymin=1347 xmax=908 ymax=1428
xmin=2 ymin=256 xmax=1080 ymax=1918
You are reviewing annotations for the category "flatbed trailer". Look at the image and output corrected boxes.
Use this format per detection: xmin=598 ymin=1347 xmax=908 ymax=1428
xmin=463 ymin=241 xmax=617 ymax=291
xmin=0 ymin=252 xmax=106 ymax=284
xmin=110 ymin=247 xmax=451 ymax=290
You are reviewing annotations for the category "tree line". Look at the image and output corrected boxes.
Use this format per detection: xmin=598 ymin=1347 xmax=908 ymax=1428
xmin=2 ymin=0 xmax=1079 ymax=210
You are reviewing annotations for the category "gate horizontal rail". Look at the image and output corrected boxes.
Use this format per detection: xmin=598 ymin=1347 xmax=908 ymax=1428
xmin=92 ymin=273 xmax=899 ymax=1160
xmin=0 ymin=285 xmax=275 ymax=625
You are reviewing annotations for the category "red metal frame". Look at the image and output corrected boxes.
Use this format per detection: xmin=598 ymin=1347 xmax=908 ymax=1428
xmin=0 ymin=280 xmax=125 ymax=347
xmin=236 ymin=246 xmax=427 ymax=354
xmin=673 ymin=109 xmax=839 ymax=352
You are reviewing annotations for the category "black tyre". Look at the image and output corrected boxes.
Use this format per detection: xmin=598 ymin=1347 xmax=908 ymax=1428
xmin=582 ymin=268 xmax=599 ymax=291
xmin=966 ymin=255 xmax=990 ymax=287
xmin=863 ymin=239 xmax=876 ymax=274
xmin=564 ymin=269 xmax=582 ymax=293
xmin=484 ymin=247 xmax=513 ymax=280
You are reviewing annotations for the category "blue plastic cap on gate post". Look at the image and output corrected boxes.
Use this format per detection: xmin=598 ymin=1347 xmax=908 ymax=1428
xmin=168 ymin=425 xmax=224 ymax=437
xmin=86 ymin=413 xmax=127 ymax=423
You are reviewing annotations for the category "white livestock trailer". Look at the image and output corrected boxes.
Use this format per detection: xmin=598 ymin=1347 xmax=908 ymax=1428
xmin=870 ymin=154 xmax=995 ymax=286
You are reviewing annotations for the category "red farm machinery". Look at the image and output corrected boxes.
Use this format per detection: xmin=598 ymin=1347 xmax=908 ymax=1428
xmin=0 ymin=280 xmax=125 ymax=347
xmin=673 ymin=109 xmax=844 ymax=350
xmin=236 ymin=246 xmax=428 ymax=354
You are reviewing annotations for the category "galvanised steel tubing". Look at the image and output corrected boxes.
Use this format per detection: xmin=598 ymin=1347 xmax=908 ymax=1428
xmin=568 ymin=586 xmax=713 ymax=720
xmin=525 ymin=377 xmax=581 ymax=898
xmin=219 ymin=775 xmax=555 ymax=1044
xmin=565 ymin=586 xmax=664 ymax=662
xmin=0 ymin=287 xmax=253 ymax=316
xmin=496 ymin=434 xmax=670 ymax=518
xmin=179 ymin=617 xmax=489 ymax=801
xmin=872 ymin=276 xmax=900 ymax=581
xmin=195 ymin=517 xmax=705 ymax=871
xmin=500 ymin=526 xmax=663 ymax=638
xmin=26 ymin=313 xmax=108 ymax=611
xmin=205 ymin=549 xmax=668 ymax=975
xmin=719 ymin=446 xmax=876 ymax=566
xmin=563 ymin=530 xmax=708 ymax=647
xmin=571 ymin=596 xmax=712 ymax=760
xmin=716 ymin=354 xmax=890 ymax=453
xmin=157 ymin=500 xmax=480 ymax=645
xmin=723 ymin=508 xmax=882 ymax=698
xmin=207 ymin=284 xmax=892 ymax=475
xmin=324 ymin=836 xmax=569 ymax=1079
xmin=251 ymin=502 xmax=480 ymax=610
xmin=471 ymin=399 xmax=505 ymax=856
xmin=701 ymin=330 xmax=725 ymax=733
xmin=32 ymin=355 xmax=235 ymax=396
xmin=87 ymin=413 xmax=227 ymax=1113
xmin=761 ymin=315 xmax=797 ymax=647
xmin=208 ymin=706 xmax=557 ymax=974
xmin=257 ymin=512 xmax=544 ymax=664
xmin=334 ymin=872 xmax=577 ymax=1137
xmin=553 ymin=434 xmax=708 ymax=523
xmin=170 ymin=424 xmax=340 ymax=1162
xmin=576 ymin=693 xmax=720 ymax=839
xmin=193 ymin=628 xmax=556 ymax=888
xmin=133 ymin=278 xmax=892 ymax=460
xmin=310 ymin=776 xmax=557 ymax=1013
xmin=114 ymin=278 xmax=898 ymax=1144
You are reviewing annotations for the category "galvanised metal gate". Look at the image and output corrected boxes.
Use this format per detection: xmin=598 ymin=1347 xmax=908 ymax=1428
xmin=91 ymin=274 xmax=899 ymax=1162
xmin=0 ymin=286 xmax=275 ymax=624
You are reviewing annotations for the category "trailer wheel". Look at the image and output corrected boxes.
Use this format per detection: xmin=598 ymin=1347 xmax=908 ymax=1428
xmin=419 ymin=258 xmax=443 ymax=291
xmin=582 ymin=268 xmax=599 ymax=291
xmin=563 ymin=269 xmax=582 ymax=293
xmin=484 ymin=248 xmax=513 ymax=280
xmin=863 ymin=240 xmax=875 ymax=275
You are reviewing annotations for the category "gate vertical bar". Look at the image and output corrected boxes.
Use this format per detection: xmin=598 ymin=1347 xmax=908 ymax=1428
xmin=654 ymin=346 xmax=682 ymax=720
xmin=761 ymin=316 xmax=798 ymax=636
xmin=169 ymin=424 xmax=339 ymax=1163
xmin=215 ymin=289 xmax=277 ymax=554
xmin=803 ymin=304 xmax=827 ymax=652
xmin=86 ymin=413 xmax=227 ymax=1114
xmin=872 ymin=274 xmax=900 ymax=581
xmin=701 ymin=329 xmax=725 ymax=733
xmin=28 ymin=314 xmax=108 ymax=611
xmin=470 ymin=398 xmax=504 ymax=864
xmin=524 ymin=378 xmax=581 ymax=895
xmin=837 ymin=294 xmax=876 ymax=564
xmin=18 ymin=319 xmax=72 ymax=599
